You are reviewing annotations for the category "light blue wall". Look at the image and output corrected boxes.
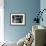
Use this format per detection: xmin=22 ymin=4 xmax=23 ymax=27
xmin=40 ymin=0 xmax=46 ymax=27
xmin=4 ymin=0 xmax=40 ymax=42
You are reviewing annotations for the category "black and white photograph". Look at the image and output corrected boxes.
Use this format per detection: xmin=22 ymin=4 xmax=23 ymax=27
xmin=11 ymin=14 xmax=25 ymax=25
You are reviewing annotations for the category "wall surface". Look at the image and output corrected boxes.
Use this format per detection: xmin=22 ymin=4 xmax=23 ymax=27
xmin=40 ymin=0 xmax=46 ymax=27
xmin=0 ymin=0 xmax=4 ymax=42
xmin=4 ymin=0 xmax=40 ymax=42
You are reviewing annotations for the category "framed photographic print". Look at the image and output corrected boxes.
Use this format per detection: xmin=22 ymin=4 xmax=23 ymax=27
xmin=11 ymin=14 xmax=25 ymax=25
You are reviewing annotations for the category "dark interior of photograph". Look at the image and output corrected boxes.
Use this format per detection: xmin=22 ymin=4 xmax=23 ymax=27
xmin=12 ymin=15 xmax=23 ymax=23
